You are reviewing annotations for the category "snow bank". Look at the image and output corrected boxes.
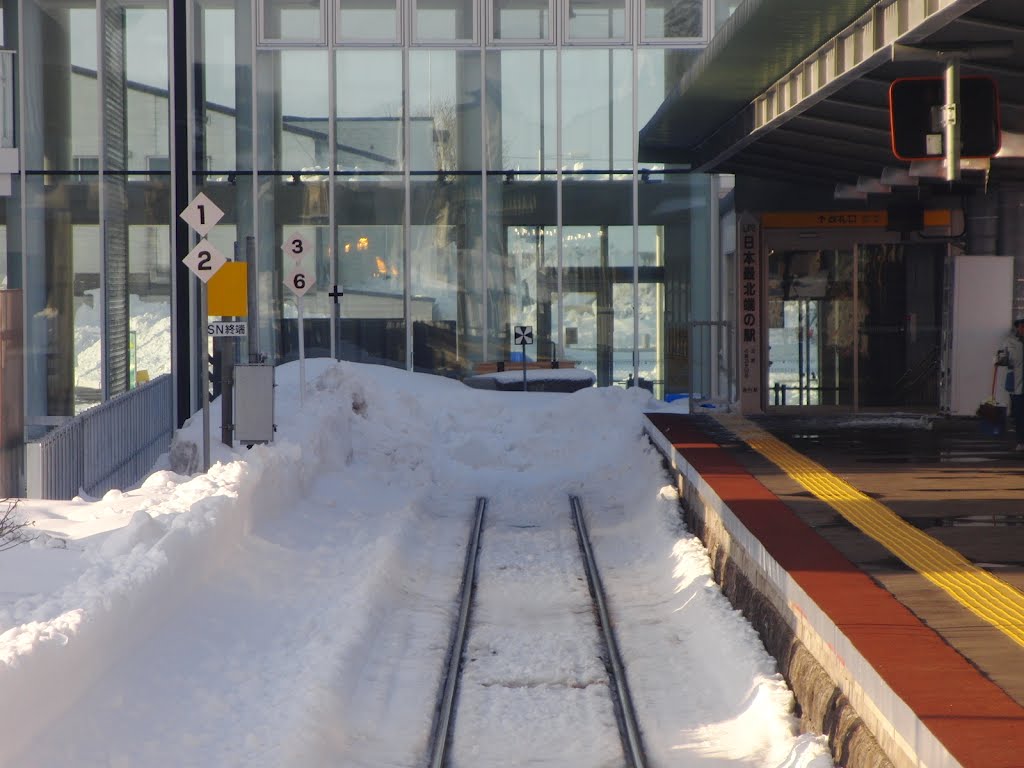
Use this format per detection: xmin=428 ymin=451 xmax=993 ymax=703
xmin=0 ymin=364 xmax=357 ymax=762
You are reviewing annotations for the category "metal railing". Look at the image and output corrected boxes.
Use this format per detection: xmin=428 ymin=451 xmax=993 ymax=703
xmin=26 ymin=374 xmax=175 ymax=500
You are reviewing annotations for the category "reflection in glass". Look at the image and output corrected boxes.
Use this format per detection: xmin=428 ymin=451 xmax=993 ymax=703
xmin=23 ymin=177 xmax=98 ymax=419
xmin=643 ymin=0 xmax=703 ymax=39
xmin=715 ymin=0 xmax=739 ymax=31
xmin=492 ymin=0 xmax=551 ymax=41
xmin=558 ymin=226 xmax=633 ymax=386
xmin=567 ymin=0 xmax=627 ymax=40
xmin=636 ymin=226 xmax=664 ymax=390
xmin=262 ymin=0 xmax=323 ymax=41
xmin=257 ymin=50 xmax=330 ymax=172
xmin=125 ymin=8 xmax=169 ymax=179
xmin=638 ymin=48 xmax=699 ymax=132
xmin=410 ymin=177 xmax=482 ymax=373
xmin=337 ymin=0 xmax=400 ymax=42
xmin=485 ymin=50 xmax=556 ymax=174
xmin=336 ymin=179 xmax=406 ymax=368
xmin=639 ymin=175 xmax=711 ymax=400
xmin=127 ymin=175 xmax=172 ymax=387
xmin=415 ymin=0 xmax=475 ymax=42
xmin=200 ymin=8 xmax=238 ymax=172
xmin=409 ymin=50 xmax=483 ymax=173
xmin=336 ymin=50 xmax=403 ymax=173
xmin=561 ymin=49 xmax=632 ymax=176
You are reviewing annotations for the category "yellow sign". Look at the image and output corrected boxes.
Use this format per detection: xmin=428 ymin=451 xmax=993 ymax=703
xmin=761 ymin=210 xmax=952 ymax=229
xmin=207 ymin=261 xmax=248 ymax=317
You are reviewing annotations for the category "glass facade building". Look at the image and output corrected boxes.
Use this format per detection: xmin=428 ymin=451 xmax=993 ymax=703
xmin=0 ymin=0 xmax=739 ymax=457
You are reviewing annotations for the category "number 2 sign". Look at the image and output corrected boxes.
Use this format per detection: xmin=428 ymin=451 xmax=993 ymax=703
xmin=183 ymin=239 xmax=228 ymax=283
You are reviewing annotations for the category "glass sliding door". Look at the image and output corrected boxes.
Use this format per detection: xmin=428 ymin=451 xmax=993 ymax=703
xmin=766 ymin=247 xmax=855 ymax=407
xmin=766 ymin=239 xmax=944 ymax=409
xmin=857 ymin=243 xmax=943 ymax=407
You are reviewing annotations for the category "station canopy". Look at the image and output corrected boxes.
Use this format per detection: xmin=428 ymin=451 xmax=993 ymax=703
xmin=639 ymin=0 xmax=1024 ymax=189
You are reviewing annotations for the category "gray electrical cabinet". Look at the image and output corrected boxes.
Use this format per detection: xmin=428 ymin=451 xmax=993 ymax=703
xmin=234 ymin=364 xmax=275 ymax=444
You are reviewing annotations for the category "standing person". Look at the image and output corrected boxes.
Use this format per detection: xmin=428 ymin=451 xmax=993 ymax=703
xmin=1004 ymin=318 xmax=1024 ymax=450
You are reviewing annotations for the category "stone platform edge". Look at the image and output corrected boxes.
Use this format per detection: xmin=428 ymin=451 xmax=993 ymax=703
xmin=643 ymin=416 xmax=953 ymax=768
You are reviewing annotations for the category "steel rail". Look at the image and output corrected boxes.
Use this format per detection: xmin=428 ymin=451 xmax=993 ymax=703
xmin=570 ymin=495 xmax=648 ymax=768
xmin=426 ymin=496 xmax=487 ymax=768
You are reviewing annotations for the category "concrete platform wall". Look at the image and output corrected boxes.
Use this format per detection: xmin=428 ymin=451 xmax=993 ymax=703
xmin=643 ymin=417 xmax=960 ymax=768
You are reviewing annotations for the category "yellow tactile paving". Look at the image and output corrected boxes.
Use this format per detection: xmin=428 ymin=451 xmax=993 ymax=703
xmin=716 ymin=413 xmax=1024 ymax=648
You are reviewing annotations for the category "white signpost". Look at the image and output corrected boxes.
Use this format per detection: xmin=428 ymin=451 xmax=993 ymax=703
xmin=180 ymin=192 xmax=226 ymax=471
xmin=514 ymin=325 xmax=534 ymax=392
xmin=284 ymin=232 xmax=315 ymax=405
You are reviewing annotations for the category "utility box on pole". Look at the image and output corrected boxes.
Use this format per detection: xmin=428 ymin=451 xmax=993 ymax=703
xmin=234 ymin=364 xmax=275 ymax=445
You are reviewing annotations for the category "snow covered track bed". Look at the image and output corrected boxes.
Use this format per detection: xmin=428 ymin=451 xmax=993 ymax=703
xmin=429 ymin=494 xmax=647 ymax=768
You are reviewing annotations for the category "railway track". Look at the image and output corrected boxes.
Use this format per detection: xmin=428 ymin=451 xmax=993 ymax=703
xmin=425 ymin=495 xmax=647 ymax=768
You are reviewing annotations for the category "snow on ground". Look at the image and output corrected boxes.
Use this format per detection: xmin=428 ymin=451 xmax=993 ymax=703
xmin=0 ymin=359 xmax=833 ymax=768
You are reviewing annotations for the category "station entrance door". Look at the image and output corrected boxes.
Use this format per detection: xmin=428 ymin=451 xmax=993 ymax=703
xmin=764 ymin=229 xmax=945 ymax=411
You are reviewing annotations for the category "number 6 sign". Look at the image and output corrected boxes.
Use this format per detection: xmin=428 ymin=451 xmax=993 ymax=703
xmin=286 ymin=267 xmax=315 ymax=297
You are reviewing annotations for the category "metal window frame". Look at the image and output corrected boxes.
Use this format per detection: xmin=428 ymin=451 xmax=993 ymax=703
xmin=486 ymin=0 xmax=555 ymax=47
xmin=563 ymin=0 xmax=632 ymax=47
xmin=257 ymin=0 xmax=328 ymax=47
xmin=411 ymin=0 xmax=480 ymax=47
xmin=335 ymin=0 xmax=405 ymax=46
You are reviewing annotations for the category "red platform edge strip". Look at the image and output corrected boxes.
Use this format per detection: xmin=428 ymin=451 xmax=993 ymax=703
xmin=646 ymin=413 xmax=1024 ymax=765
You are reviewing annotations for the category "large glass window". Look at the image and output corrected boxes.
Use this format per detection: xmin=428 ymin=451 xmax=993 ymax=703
xmin=335 ymin=49 xmax=407 ymax=368
xmin=257 ymin=49 xmax=330 ymax=172
xmin=337 ymin=0 xmax=401 ymax=43
xmin=485 ymin=49 xmax=556 ymax=174
xmin=409 ymin=50 xmax=483 ymax=172
xmin=336 ymin=50 xmax=403 ymax=172
xmin=561 ymin=48 xmax=633 ymax=176
xmin=181 ymin=0 xmax=717 ymax=393
xmin=490 ymin=0 xmax=552 ymax=43
xmin=199 ymin=7 xmax=239 ymax=173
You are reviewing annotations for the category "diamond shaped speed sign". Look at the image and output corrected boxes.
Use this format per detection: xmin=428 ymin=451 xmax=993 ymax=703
xmin=183 ymin=239 xmax=228 ymax=283
xmin=282 ymin=231 xmax=312 ymax=262
xmin=514 ymin=325 xmax=534 ymax=345
xmin=285 ymin=267 xmax=315 ymax=297
xmin=179 ymin=192 xmax=224 ymax=237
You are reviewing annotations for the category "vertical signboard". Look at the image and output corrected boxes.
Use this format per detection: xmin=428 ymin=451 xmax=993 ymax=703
xmin=738 ymin=213 xmax=762 ymax=413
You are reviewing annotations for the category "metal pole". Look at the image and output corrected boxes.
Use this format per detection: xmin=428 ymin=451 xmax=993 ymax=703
xmin=220 ymin=336 xmax=234 ymax=447
xmin=944 ymin=58 xmax=961 ymax=182
xmin=201 ymin=286 xmax=210 ymax=471
xmin=522 ymin=341 xmax=527 ymax=391
xmin=246 ymin=235 xmax=258 ymax=362
xmin=298 ymin=296 xmax=306 ymax=406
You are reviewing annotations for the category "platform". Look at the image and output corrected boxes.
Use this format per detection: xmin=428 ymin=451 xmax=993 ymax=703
xmin=645 ymin=411 xmax=1024 ymax=768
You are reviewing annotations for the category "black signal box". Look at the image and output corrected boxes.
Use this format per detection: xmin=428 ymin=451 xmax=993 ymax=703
xmin=889 ymin=76 xmax=1001 ymax=160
